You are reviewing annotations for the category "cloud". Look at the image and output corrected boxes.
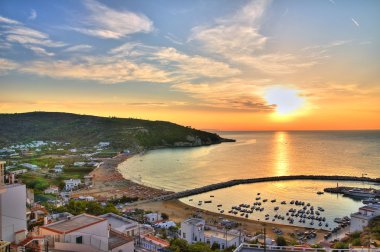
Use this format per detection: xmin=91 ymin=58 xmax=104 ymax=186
xmin=189 ymin=1 xmax=320 ymax=75
xmin=172 ymin=79 xmax=274 ymax=111
xmin=109 ymin=42 xmax=240 ymax=79
xmin=0 ymin=16 xmax=66 ymax=47
xmin=153 ymin=47 xmax=241 ymax=79
xmin=328 ymin=0 xmax=336 ymax=5
xmin=25 ymin=45 xmax=54 ymax=56
xmin=236 ymin=53 xmax=318 ymax=74
xmin=0 ymin=58 xmax=18 ymax=75
xmin=190 ymin=0 xmax=269 ymax=56
xmin=72 ymin=0 xmax=153 ymax=39
xmin=28 ymin=9 xmax=37 ymax=20
xmin=351 ymin=17 xmax=360 ymax=27
xmin=63 ymin=44 xmax=93 ymax=52
xmin=0 ymin=15 xmax=20 ymax=25
xmin=20 ymin=57 xmax=173 ymax=84
xmin=164 ymin=33 xmax=183 ymax=45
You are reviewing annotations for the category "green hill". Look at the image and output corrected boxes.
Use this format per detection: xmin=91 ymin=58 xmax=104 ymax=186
xmin=0 ymin=112 xmax=232 ymax=150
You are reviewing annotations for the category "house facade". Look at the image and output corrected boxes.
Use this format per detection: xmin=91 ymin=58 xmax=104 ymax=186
xmin=350 ymin=204 xmax=380 ymax=232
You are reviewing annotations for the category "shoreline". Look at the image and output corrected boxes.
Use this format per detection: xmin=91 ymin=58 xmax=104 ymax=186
xmin=74 ymin=151 xmax=328 ymax=241
xmin=72 ymin=153 xmax=173 ymax=200
xmin=131 ymin=199 xmax=328 ymax=242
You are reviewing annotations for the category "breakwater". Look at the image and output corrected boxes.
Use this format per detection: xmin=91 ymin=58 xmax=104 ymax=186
xmin=152 ymin=175 xmax=380 ymax=202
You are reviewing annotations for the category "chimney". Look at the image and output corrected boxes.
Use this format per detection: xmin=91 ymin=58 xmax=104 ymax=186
xmin=44 ymin=216 xmax=48 ymax=225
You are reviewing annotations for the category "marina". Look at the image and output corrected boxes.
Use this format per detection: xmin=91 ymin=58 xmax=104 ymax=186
xmin=180 ymin=180 xmax=380 ymax=230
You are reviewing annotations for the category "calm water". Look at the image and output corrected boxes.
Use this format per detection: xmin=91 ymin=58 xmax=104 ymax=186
xmin=179 ymin=180 xmax=380 ymax=230
xmin=118 ymin=131 xmax=380 ymax=228
xmin=119 ymin=131 xmax=380 ymax=191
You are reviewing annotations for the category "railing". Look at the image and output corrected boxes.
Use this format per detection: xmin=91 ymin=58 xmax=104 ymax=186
xmin=233 ymin=243 xmax=380 ymax=252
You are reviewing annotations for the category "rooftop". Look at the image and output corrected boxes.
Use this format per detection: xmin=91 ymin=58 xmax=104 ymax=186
xmin=100 ymin=213 xmax=138 ymax=231
xmin=142 ymin=233 xmax=170 ymax=247
xmin=109 ymin=230 xmax=134 ymax=250
xmin=183 ymin=218 xmax=205 ymax=226
xmin=204 ymin=229 xmax=239 ymax=241
xmin=41 ymin=213 xmax=105 ymax=234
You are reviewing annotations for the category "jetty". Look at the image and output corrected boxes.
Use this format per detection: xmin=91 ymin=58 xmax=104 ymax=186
xmin=146 ymin=175 xmax=380 ymax=203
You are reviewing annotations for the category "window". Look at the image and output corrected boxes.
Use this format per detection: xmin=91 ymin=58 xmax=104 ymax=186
xmin=183 ymin=232 xmax=186 ymax=238
xmin=194 ymin=236 xmax=197 ymax=241
xmin=76 ymin=236 xmax=83 ymax=244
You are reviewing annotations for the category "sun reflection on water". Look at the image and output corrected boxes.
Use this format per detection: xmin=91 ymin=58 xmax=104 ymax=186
xmin=274 ymin=131 xmax=289 ymax=176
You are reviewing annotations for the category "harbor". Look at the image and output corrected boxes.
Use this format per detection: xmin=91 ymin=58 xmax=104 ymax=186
xmin=179 ymin=180 xmax=380 ymax=231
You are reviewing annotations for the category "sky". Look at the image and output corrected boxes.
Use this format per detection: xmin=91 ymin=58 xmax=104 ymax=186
xmin=0 ymin=0 xmax=379 ymax=130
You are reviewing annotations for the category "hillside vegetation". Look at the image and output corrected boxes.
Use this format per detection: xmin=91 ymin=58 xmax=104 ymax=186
xmin=0 ymin=112 xmax=231 ymax=150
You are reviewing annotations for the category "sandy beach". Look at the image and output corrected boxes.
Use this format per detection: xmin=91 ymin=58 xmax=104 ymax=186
xmin=72 ymin=153 xmax=173 ymax=200
xmin=132 ymin=199 xmax=327 ymax=242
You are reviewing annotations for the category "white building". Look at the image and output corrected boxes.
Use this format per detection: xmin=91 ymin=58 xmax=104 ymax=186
xmin=54 ymin=164 xmax=64 ymax=173
xmin=0 ymin=161 xmax=27 ymax=243
xmin=155 ymin=221 xmax=177 ymax=229
xmin=350 ymin=204 xmax=380 ymax=232
xmin=9 ymin=169 xmax=28 ymax=175
xmin=73 ymin=162 xmax=86 ymax=167
xmin=39 ymin=213 xmax=134 ymax=252
xmin=100 ymin=213 xmax=139 ymax=237
xmin=145 ymin=212 xmax=162 ymax=223
xmin=204 ymin=227 xmax=241 ymax=250
xmin=64 ymin=179 xmax=82 ymax=191
xmin=180 ymin=218 xmax=205 ymax=244
xmin=180 ymin=218 xmax=241 ymax=250
xmin=44 ymin=186 xmax=59 ymax=194
xmin=21 ymin=163 xmax=39 ymax=170
xmin=98 ymin=142 xmax=110 ymax=148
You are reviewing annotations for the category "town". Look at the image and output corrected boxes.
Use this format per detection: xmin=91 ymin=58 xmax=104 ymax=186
xmin=0 ymin=140 xmax=379 ymax=252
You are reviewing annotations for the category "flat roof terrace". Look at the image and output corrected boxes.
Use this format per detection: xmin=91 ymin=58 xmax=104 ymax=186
xmin=41 ymin=214 xmax=105 ymax=234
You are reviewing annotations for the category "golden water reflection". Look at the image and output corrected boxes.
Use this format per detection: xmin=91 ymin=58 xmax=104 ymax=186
xmin=274 ymin=131 xmax=289 ymax=176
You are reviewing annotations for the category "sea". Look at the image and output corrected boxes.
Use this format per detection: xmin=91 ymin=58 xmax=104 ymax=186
xmin=118 ymin=131 xmax=380 ymax=229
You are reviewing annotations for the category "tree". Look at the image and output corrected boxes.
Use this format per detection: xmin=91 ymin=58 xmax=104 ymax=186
xmin=169 ymin=238 xmax=190 ymax=252
xmin=189 ymin=242 xmax=213 ymax=252
xmin=334 ymin=242 xmax=348 ymax=249
xmin=211 ymin=242 xmax=220 ymax=250
xmin=161 ymin=212 xmax=169 ymax=220
xmin=276 ymin=236 xmax=287 ymax=246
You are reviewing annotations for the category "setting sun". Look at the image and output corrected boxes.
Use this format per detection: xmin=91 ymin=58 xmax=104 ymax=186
xmin=264 ymin=87 xmax=305 ymax=117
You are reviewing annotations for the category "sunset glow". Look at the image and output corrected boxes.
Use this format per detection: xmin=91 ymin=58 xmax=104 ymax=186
xmin=0 ymin=0 xmax=379 ymax=130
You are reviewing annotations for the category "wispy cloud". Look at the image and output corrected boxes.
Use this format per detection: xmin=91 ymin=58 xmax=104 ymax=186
xmin=153 ymin=47 xmax=241 ymax=79
xmin=109 ymin=42 xmax=240 ymax=80
xmin=351 ymin=17 xmax=360 ymax=27
xmin=0 ymin=15 xmax=20 ymax=25
xmin=20 ymin=57 xmax=173 ymax=84
xmin=190 ymin=0 xmax=269 ymax=56
xmin=71 ymin=0 xmax=153 ymax=39
xmin=63 ymin=44 xmax=93 ymax=52
xmin=28 ymin=9 xmax=37 ymax=20
xmin=0 ymin=58 xmax=18 ymax=75
xmin=164 ymin=33 xmax=183 ymax=45
xmin=0 ymin=16 xmax=66 ymax=47
xmin=172 ymin=79 xmax=274 ymax=111
xmin=188 ymin=1 xmax=317 ymax=75
xmin=25 ymin=45 xmax=54 ymax=56
xmin=328 ymin=0 xmax=336 ymax=5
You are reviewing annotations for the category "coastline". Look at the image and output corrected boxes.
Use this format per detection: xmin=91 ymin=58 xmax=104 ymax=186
xmin=74 ymin=151 xmax=328 ymax=242
xmin=132 ymin=199 xmax=328 ymax=242
xmin=72 ymin=153 xmax=173 ymax=200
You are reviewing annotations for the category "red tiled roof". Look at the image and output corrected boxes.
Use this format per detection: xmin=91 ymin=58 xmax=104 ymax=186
xmin=143 ymin=234 xmax=170 ymax=247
